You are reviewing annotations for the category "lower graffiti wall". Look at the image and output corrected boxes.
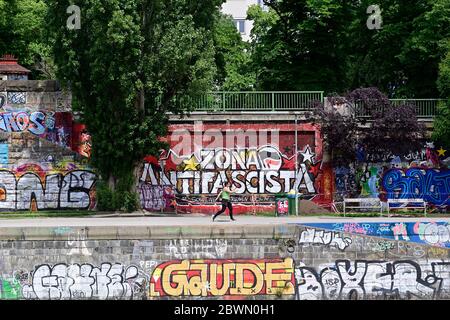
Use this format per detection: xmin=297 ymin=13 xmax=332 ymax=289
xmin=0 ymin=223 xmax=449 ymax=300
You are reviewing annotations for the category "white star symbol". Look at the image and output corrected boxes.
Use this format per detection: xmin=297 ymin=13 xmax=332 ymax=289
xmin=300 ymin=146 xmax=315 ymax=163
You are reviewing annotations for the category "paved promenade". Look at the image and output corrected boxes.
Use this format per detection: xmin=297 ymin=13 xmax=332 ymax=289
xmin=0 ymin=215 xmax=448 ymax=228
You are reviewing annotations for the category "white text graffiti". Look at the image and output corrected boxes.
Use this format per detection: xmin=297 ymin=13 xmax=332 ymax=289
xmin=0 ymin=170 xmax=96 ymax=210
xmin=141 ymin=146 xmax=320 ymax=195
xmin=22 ymin=263 xmax=147 ymax=300
xmin=299 ymin=228 xmax=353 ymax=251
xmin=296 ymin=260 xmax=450 ymax=300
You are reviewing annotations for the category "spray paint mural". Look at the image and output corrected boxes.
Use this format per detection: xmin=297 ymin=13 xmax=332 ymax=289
xmin=21 ymin=263 xmax=147 ymax=300
xmin=1 ymin=256 xmax=450 ymax=300
xmin=383 ymin=168 xmax=450 ymax=206
xmin=149 ymin=258 xmax=295 ymax=297
xmin=139 ymin=123 xmax=330 ymax=213
xmin=0 ymin=103 xmax=96 ymax=211
xmin=295 ymin=259 xmax=450 ymax=300
xmin=0 ymin=167 xmax=96 ymax=211
xmin=0 ymin=111 xmax=73 ymax=148
xmin=334 ymin=144 xmax=450 ymax=210
xmin=0 ymin=223 xmax=449 ymax=300
xmin=301 ymin=222 xmax=450 ymax=248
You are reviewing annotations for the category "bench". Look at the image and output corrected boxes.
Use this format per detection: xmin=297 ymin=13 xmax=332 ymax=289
xmin=387 ymin=198 xmax=427 ymax=216
xmin=343 ymin=198 xmax=383 ymax=216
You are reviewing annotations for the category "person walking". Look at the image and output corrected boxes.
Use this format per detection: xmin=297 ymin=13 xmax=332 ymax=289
xmin=212 ymin=181 xmax=235 ymax=222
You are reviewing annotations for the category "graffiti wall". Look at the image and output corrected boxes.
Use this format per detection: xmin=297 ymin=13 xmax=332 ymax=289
xmin=334 ymin=144 xmax=450 ymax=211
xmin=149 ymin=258 xmax=295 ymax=297
xmin=139 ymin=123 xmax=330 ymax=214
xmin=0 ymin=223 xmax=449 ymax=300
xmin=0 ymin=110 xmax=73 ymax=147
xmin=0 ymin=84 xmax=95 ymax=211
xmin=292 ymin=223 xmax=450 ymax=300
xmin=0 ymin=127 xmax=96 ymax=211
xmin=21 ymin=263 xmax=147 ymax=300
xmin=295 ymin=259 xmax=449 ymax=300
xmin=301 ymin=222 xmax=450 ymax=248
xmin=0 ymin=168 xmax=96 ymax=210
xmin=0 ymin=138 xmax=96 ymax=211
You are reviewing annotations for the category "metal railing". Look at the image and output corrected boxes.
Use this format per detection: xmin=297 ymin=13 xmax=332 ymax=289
xmin=354 ymin=99 xmax=444 ymax=118
xmin=163 ymin=92 xmax=442 ymax=118
xmin=169 ymin=91 xmax=324 ymax=112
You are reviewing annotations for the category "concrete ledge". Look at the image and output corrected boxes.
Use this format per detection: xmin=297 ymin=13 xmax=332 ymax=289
xmin=0 ymin=224 xmax=299 ymax=241
xmin=0 ymin=80 xmax=61 ymax=92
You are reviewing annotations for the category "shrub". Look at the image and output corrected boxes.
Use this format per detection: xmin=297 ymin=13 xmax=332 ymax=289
xmin=96 ymin=181 xmax=116 ymax=211
xmin=123 ymin=191 xmax=139 ymax=212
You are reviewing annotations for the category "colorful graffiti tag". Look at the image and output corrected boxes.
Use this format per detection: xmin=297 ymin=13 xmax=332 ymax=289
xmin=139 ymin=123 xmax=326 ymax=213
xmin=21 ymin=263 xmax=147 ymax=300
xmin=295 ymin=259 xmax=450 ymax=300
xmin=71 ymin=123 xmax=91 ymax=158
xmin=0 ymin=168 xmax=96 ymax=210
xmin=141 ymin=146 xmax=321 ymax=195
xmin=334 ymin=144 xmax=449 ymax=210
xmin=0 ymin=111 xmax=72 ymax=148
xmin=382 ymin=168 xmax=450 ymax=206
xmin=0 ymin=278 xmax=23 ymax=299
xmin=301 ymin=222 xmax=450 ymax=248
xmin=149 ymin=258 xmax=295 ymax=297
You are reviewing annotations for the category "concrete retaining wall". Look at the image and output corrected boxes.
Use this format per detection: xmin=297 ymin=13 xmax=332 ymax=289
xmin=0 ymin=223 xmax=448 ymax=300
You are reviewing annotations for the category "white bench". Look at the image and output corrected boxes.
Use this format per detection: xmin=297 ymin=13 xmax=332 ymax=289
xmin=387 ymin=198 xmax=427 ymax=216
xmin=343 ymin=198 xmax=383 ymax=216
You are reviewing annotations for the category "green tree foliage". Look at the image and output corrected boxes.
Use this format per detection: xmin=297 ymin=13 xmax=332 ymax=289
xmin=0 ymin=0 xmax=53 ymax=79
xmin=249 ymin=0 xmax=450 ymax=97
xmin=433 ymin=43 xmax=450 ymax=148
xmin=213 ymin=14 xmax=255 ymax=90
xmin=248 ymin=0 xmax=354 ymax=92
xmin=350 ymin=0 xmax=450 ymax=97
xmin=46 ymin=0 xmax=223 ymax=209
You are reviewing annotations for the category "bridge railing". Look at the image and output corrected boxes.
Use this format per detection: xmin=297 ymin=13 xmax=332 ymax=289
xmin=169 ymin=91 xmax=324 ymax=112
xmin=164 ymin=92 xmax=443 ymax=118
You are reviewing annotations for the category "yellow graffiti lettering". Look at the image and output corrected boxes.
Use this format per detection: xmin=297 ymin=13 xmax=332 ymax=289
xmin=230 ymin=263 xmax=264 ymax=295
xmin=265 ymin=258 xmax=295 ymax=295
xmin=151 ymin=259 xmax=294 ymax=297
xmin=161 ymin=260 xmax=189 ymax=296
xmin=187 ymin=263 xmax=208 ymax=296
xmin=209 ymin=263 xmax=233 ymax=296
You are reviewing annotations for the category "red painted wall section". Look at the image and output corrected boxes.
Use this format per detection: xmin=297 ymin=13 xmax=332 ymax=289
xmin=139 ymin=123 xmax=329 ymax=214
xmin=71 ymin=123 xmax=92 ymax=158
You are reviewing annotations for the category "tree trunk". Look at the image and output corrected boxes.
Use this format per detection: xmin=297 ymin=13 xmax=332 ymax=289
xmin=107 ymin=175 xmax=116 ymax=191
xmin=132 ymin=162 xmax=142 ymax=210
